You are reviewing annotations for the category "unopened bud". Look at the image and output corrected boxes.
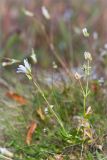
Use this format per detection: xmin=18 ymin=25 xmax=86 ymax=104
xmin=23 ymin=8 xmax=34 ymax=17
xmin=84 ymin=52 xmax=92 ymax=61
xmin=50 ymin=105 xmax=54 ymax=109
xmin=41 ymin=6 xmax=50 ymax=20
xmin=85 ymin=106 xmax=92 ymax=116
xmin=74 ymin=72 xmax=81 ymax=80
xmin=82 ymin=28 xmax=89 ymax=37
xmin=31 ymin=48 xmax=37 ymax=64
xmin=2 ymin=59 xmax=20 ymax=67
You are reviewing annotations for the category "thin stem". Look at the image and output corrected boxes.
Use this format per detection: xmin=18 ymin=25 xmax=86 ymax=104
xmin=80 ymin=142 xmax=84 ymax=159
xmin=78 ymin=79 xmax=86 ymax=116
xmin=86 ymin=60 xmax=89 ymax=95
xmin=32 ymin=16 xmax=73 ymax=80
xmin=32 ymin=78 xmax=65 ymax=131
xmin=79 ymin=79 xmax=85 ymax=96
xmin=84 ymin=60 xmax=90 ymax=117
xmin=83 ymin=95 xmax=86 ymax=116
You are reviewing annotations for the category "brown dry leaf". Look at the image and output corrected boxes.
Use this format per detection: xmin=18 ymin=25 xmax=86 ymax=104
xmin=96 ymin=145 xmax=103 ymax=151
xmin=84 ymin=128 xmax=93 ymax=140
xmin=85 ymin=106 xmax=92 ymax=116
xmin=6 ymin=92 xmax=27 ymax=105
xmin=26 ymin=121 xmax=37 ymax=145
xmin=37 ymin=107 xmax=45 ymax=120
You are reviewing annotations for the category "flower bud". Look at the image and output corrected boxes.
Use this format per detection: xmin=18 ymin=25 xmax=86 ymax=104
xmin=84 ymin=52 xmax=92 ymax=61
xmin=23 ymin=8 xmax=34 ymax=17
xmin=74 ymin=72 xmax=81 ymax=80
xmin=85 ymin=106 xmax=92 ymax=116
xmin=41 ymin=6 xmax=50 ymax=20
xmin=82 ymin=28 xmax=89 ymax=37
xmin=31 ymin=48 xmax=37 ymax=64
xmin=2 ymin=59 xmax=20 ymax=67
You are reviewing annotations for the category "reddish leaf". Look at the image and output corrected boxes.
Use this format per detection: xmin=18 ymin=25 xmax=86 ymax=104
xmin=26 ymin=121 xmax=37 ymax=145
xmin=6 ymin=92 xmax=27 ymax=105
xmin=91 ymin=82 xmax=99 ymax=93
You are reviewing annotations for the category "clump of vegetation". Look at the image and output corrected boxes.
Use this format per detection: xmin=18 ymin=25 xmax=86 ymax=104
xmin=2 ymin=29 xmax=100 ymax=160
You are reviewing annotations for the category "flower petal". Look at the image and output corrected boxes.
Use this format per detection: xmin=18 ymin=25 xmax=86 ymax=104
xmin=17 ymin=65 xmax=27 ymax=73
xmin=24 ymin=59 xmax=31 ymax=71
xmin=17 ymin=69 xmax=25 ymax=73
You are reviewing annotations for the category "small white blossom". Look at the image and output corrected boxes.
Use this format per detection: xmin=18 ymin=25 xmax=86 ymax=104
xmin=31 ymin=48 xmax=37 ymax=64
xmin=41 ymin=6 xmax=50 ymax=20
xmin=17 ymin=59 xmax=32 ymax=79
xmin=82 ymin=28 xmax=89 ymax=37
xmin=84 ymin=52 xmax=92 ymax=61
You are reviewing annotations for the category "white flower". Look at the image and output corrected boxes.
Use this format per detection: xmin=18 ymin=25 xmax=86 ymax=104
xmin=82 ymin=28 xmax=89 ymax=37
xmin=17 ymin=59 xmax=32 ymax=79
xmin=41 ymin=6 xmax=50 ymax=20
xmin=31 ymin=48 xmax=37 ymax=64
xmin=84 ymin=52 xmax=92 ymax=61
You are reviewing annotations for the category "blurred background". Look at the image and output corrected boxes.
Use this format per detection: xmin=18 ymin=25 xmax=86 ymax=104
xmin=1 ymin=0 xmax=107 ymax=76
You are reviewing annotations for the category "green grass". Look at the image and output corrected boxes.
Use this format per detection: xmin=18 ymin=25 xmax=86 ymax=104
xmin=0 ymin=70 xmax=107 ymax=160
